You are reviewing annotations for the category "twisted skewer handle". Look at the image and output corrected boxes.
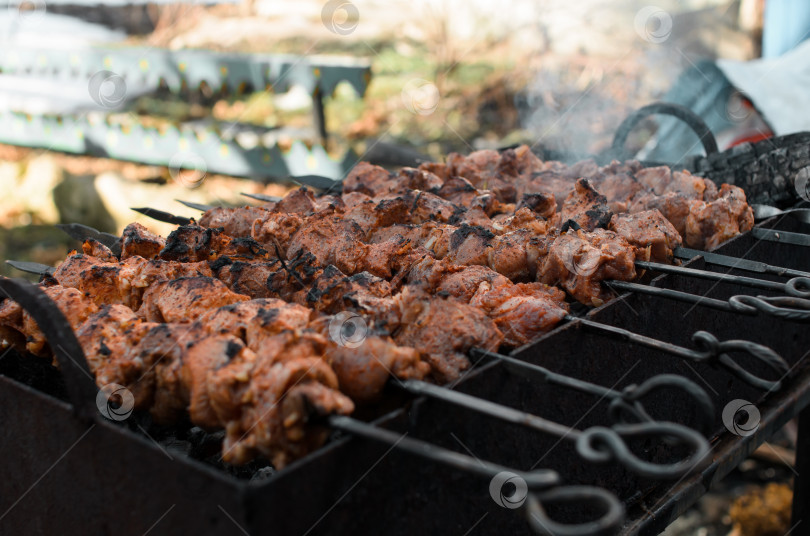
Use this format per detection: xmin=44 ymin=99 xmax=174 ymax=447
xmin=729 ymin=294 xmax=810 ymax=322
xmin=576 ymin=422 xmax=710 ymax=480
xmin=607 ymin=374 xmax=715 ymax=435
xmin=525 ymin=486 xmax=624 ymax=536
xmin=691 ymin=331 xmax=789 ymax=390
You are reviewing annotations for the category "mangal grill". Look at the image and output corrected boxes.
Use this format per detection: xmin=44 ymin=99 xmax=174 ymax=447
xmin=1 ymin=103 xmax=810 ymax=535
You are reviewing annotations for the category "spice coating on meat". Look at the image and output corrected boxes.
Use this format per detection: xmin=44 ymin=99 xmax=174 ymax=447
xmin=560 ymin=178 xmax=613 ymax=232
xmin=199 ymin=206 xmax=270 ymax=239
xmin=121 ymin=222 xmax=166 ymax=260
xmin=540 ymin=229 xmax=637 ymax=307
xmin=609 ymin=209 xmax=682 ymax=263
xmin=139 ymin=277 xmax=249 ymax=323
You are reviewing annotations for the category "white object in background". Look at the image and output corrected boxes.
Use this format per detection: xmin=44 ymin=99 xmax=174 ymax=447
xmin=718 ymin=39 xmax=810 ymax=136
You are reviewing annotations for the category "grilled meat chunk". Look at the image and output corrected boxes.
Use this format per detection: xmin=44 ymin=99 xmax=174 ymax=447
xmin=210 ymin=354 xmax=354 ymax=467
xmin=199 ymin=206 xmax=270 ymax=238
xmin=560 ymin=178 xmax=613 ymax=232
xmin=160 ymin=225 xmax=268 ymax=262
xmin=390 ymin=287 xmax=503 ymax=382
xmin=343 ymin=162 xmax=393 ymax=197
xmin=139 ymin=277 xmax=249 ymax=323
xmin=539 ymin=229 xmax=637 ymax=306
xmin=121 ymin=222 xmax=166 ymax=260
xmin=609 ymin=209 xmax=682 ymax=263
xmin=81 ymin=239 xmax=117 ymax=262
xmin=685 ymin=184 xmax=754 ymax=250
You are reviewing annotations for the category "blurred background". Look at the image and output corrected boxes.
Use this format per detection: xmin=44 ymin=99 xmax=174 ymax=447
xmin=0 ymin=2 xmax=801 ymax=533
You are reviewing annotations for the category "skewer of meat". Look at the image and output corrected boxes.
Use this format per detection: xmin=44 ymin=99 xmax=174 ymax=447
xmin=0 ymin=277 xmax=717 ymax=481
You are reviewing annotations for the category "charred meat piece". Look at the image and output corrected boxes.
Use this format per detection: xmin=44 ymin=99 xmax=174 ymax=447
xmin=391 ymin=287 xmax=503 ymax=382
xmin=629 ymin=192 xmax=692 ymax=238
xmin=82 ymin=239 xmax=117 ymax=262
xmin=589 ymin=171 xmax=643 ymax=213
xmin=199 ymin=206 xmax=270 ymax=239
xmin=16 ymin=285 xmax=100 ymax=357
xmin=76 ymin=304 xmax=151 ymax=377
xmin=211 ymin=258 xmax=280 ymax=299
xmin=407 ymin=257 xmax=567 ymax=347
xmin=251 ymin=212 xmax=305 ymax=257
xmin=685 ymin=184 xmax=754 ymax=250
xmin=160 ymin=225 xmax=268 ymax=262
xmin=539 ymin=229 xmax=637 ymax=306
xmin=138 ymin=277 xmax=249 ymax=323
xmin=560 ymin=178 xmax=613 ymax=232
xmin=469 ymin=281 xmax=568 ymax=347
xmin=516 ymin=192 xmax=557 ymax=220
xmin=342 ymin=162 xmax=394 ymax=197
xmin=433 ymin=175 xmax=479 ymax=207
xmin=609 ymin=209 xmax=682 ymax=263
xmin=121 ymin=222 xmax=166 ymax=260
xmin=272 ymin=187 xmax=319 ymax=214
xmin=297 ymin=265 xmax=393 ymax=314
xmin=209 ymin=354 xmax=354 ymax=467
xmin=446 ymin=149 xmax=517 ymax=203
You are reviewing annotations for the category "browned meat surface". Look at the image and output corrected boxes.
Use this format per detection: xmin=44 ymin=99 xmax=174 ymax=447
xmin=118 ymin=322 xmax=194 ymax=421
xmin=487 ymin=229 xmax=537 ymax=281
xmin=52 ymin=253 xmax=105 ymax=289
xmin=296 ymin=266 xmax=392 ymax=314
xmin=139 ymin=277 xmax=249 ymax=323
xmin=53 ymin=253 xmax=213 ymax=310
xmin=407 ymin=258 xmax=567 ymax=347
xmin=76 ymin=304 xmax=151 ymax=376
xmin=560 ymin=178 xmax=613 ymax=232
xmin=196 ymin=299 xmax=314 ymax=349
xmin=160 ymin=225 xmax=268 ymax=262
xmin=394 ymin=167 xmax=444 ymax=192
xmin=17 ymin=285 xmax=100 ymax=357
xmin=392 ymin=287 xmax=503 ymax=382
xmin=590 ymin=172 xmax=643 ymax=213
xmin=539 ymin=229 xmax=637 ymax=306
xmin=285 ymin=213 xmax=365 ymax=268
xmin=629 ymin=192 xmax=692 ymax=237
xmin=609 ymin=210 xmax=682 ymax=263
xmin=121 ymin=222 xmax=166 ymax=260
xmin=209 ymin=353 xmax=354 ymax=467
xmin=445 ymin=149 xmax=518 ymax=202
xmin=634 ymin=166 xmax=672 ymax=195
xmin=444 ymin=225 xmax=494 ymax=267
xmin=212 ymin=259 xmax=280 ymax=299
xmin=433 ymin=176 xmax=479 ymax=206
xmin=328 ymin=335 xmax=430 ymax=402
xmin=342 ymin=162 xmax=393 ymax=197
xmin=250 ymin=212 xmax=305 ymax=256
xmin=685 ymin=184 xmax=754 ymax=250
xmin=81 ymin=239 xmax=117 ymax=262
xmin=470 ymin=282 xmax=568 ymax=347
xmin=199 ymin=206 xmax=269 ymax=238
xmin=516 ymin=192 xmax=557 ymax=220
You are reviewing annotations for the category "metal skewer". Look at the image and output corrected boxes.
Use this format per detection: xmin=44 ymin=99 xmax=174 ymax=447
xmin=175 ymin=199 xmax=217 ymax=212
xmin=131 ymin=207 xmax=194 ymax=225
xmin=751 ymin=227 xmax=810 ymax=247
xmin=329 ymin=415 xmax=624 ymax=536
xmin=470 ymin=348 xmax=714 ymax=434
xmin=399 ymin=378 xmax=711 ymax=479
xmin=607 ymin=280 xmax=810 ymax=322
xmin=673 ymin=247 xmax=810 ymax=279
xmin=636 ymin=260 xmax=810 ymax=299
xmin=567 ymin=316 xmax=788 ymax=391
xmin=241 ymin=192 xmax=282 ymax=203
